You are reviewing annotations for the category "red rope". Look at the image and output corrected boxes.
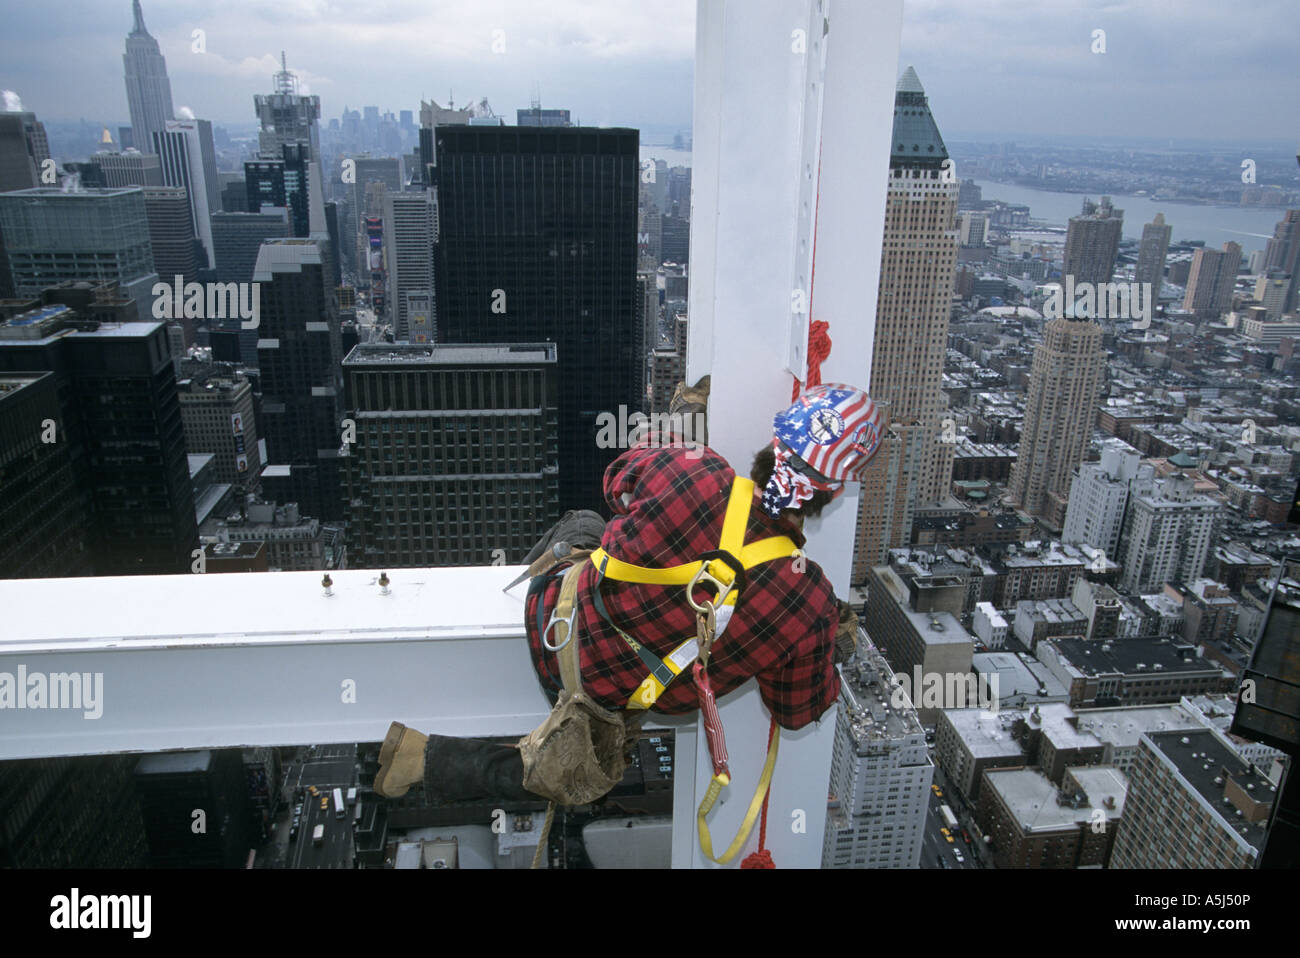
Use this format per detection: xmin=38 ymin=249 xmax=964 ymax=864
xmin=740 ymin=716 xmax=778 ymax=869
xmin=790 ymin=319 xmax=832 ymax=402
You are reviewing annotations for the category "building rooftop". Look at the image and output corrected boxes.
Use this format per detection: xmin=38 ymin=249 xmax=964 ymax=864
xmin=972 ymin=652 xmax=1069 ymax=703
xmin=0 ymin=186 xmax=144 ymax=199
xmin=943 ymin=708 xmax=1026 ymax=759
xmin=890 ymin=66 xmax=948 ymax=167
xmin=1073 ymin=703 xmax=1202 ymax=750
xmin=903 ymin=607 xmax=973 ymax=646
xmin=343 ymin=343 xmax=557 ymax=366
xmin=984 ymin=765 xmax=1126 ymax=833
xmin=1015 ymin=597 xmax=1086 ymax=627
xmin=840 ymin=636 xmax=926 ymax=746
xmin=1144 ymin=729 xmax=1275 ymax=854
xmin=1024 ymin=702 xmax=1103 ymax=750
xmin=1049 ymin=636 xmax=1227 ymax=678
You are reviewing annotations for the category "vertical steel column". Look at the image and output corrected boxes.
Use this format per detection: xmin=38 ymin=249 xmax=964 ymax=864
xmin=678 ymin=0 xmax=902 ymax=868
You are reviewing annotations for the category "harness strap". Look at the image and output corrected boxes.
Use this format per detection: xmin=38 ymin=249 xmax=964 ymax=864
xmin=698 ymin=718 xmax=781 ymax=865
xmin=588 ymin=480 xmax=801 ymax=607
xmin=550 ymin=556 xmax=592 ymax=694
xmin=583 ymin=476 xmax=803 ymax=709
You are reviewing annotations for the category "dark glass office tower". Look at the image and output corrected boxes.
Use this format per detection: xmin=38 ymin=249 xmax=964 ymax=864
xmin=342 ymin=342 xmax=559 ymax=568
xmin=134 ymin=749 xmax=253 ymax=868
xmin=0 ymin=755 xmax=148 ymax=867
xmin=0 ymin=305 xmax=198 ymax=575
xmin=245 ymin=143 xmax=311 ymax=237
xmin=254 ymin=238 xmax=345 ymax=521
xmin=434 ymin=126 xmax=640 ymax=512
xmin=0 ymin=371 xmax=93 ymax=579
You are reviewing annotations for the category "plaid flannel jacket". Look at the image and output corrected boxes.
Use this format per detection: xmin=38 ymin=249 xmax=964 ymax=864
xmin=525 ymin=443 xmax=840 ymax=730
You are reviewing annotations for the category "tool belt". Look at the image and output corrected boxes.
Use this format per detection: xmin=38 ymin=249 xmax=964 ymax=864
xmin=517 ymin=554 xmax=642 ymax=806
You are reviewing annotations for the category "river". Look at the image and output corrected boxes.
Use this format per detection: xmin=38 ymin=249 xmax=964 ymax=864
xmin=969 ymin=179 xmax=1286 ymax=255
xmin=635 ymin=151 xmax=1288 ymax=256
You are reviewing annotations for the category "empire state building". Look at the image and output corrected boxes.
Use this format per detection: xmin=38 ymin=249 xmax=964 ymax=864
xmin=122 ymin=0 xmax=174 ymax=155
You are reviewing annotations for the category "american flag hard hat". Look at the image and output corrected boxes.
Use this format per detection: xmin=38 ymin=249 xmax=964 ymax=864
xmin=773 ymin=384 xmax=883 ymax=483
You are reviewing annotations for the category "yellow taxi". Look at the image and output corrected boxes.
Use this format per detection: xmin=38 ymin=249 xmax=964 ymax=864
xmin=940 ymin=827 xmax=955 ymax=843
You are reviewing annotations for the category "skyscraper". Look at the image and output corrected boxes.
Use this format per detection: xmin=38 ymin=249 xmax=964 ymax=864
xmin=0 ymin=111 xmax=50 ymax=192
xmin=0 ymin=371 xmax=94 ymax=579
xmin=1063 ymin=196 xmax=1123 ymax=287
xmin=210 ymin=209 xmax=290 ymax=364
xmin=1182 ymin=242 xmax=1242 ymax=317
xmin=94 ymin=149 xmax=164 ymax=189
xmin=142 ymin=186 xmax=199 ymax=286
xmin=1261 ymin=208 xmax=1300 ymax=313
xmin=342 ymin=343 xmax=560 ymax=568
xmin=1006 ymin=317 xmax=1106 ymax=529
xmin=853 ymin=67 xmax=959 ymax=573
xmin=434 ymin=125 xmax=640 ymax=512
xmin=384 ymin=190 xmax=435 ymax=342
xmin=822 ymin=642 xmax=933 ymax=869
xmin=0 ymin=305 xmax=198 ymax=575
xmin=0 ymin=187 xmax=159 ymax=320
xmin=416 ymin=99 xmax=473 ymax=188
xmin=122 ymin=0 xmax=174 ymax=166
xmin=254 ymin=238 xmax=345 ymax=521
xmin=1134 ymin=212 xmax=1171 ymax=296
xmin=154 ymin=119 xmax=220 ymax=270
xmin=253 ymin=53 xmax=321 ymax=161
xmin=245 ymin=144 xmax=311 ymax=237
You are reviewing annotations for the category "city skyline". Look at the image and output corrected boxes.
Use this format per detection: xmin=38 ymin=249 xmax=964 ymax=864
xmin=0 ymin=0 xmax=1295 ymax=145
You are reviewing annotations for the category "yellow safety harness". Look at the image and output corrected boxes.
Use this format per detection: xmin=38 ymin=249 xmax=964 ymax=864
xmin=579 ymin=476 xmax=799 ymax=864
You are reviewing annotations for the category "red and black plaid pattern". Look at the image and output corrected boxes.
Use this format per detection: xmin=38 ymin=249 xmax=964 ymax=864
xmin=525 ymin=444 xmax=841 ymax=730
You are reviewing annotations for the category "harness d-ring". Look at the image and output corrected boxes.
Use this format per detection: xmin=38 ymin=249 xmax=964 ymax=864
xmin=686 ymin=550 xmax=747 ymax=614
xmin=541 ymin=605 xmax=577 ymax=652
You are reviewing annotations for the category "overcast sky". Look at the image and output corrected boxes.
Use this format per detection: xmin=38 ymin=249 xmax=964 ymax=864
xmin=2 ymin=0 xmax=1297 ymax=144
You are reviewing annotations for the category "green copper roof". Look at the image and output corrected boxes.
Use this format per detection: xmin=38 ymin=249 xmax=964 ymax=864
xmin=891 ymin=66 xmax=948 ymax=170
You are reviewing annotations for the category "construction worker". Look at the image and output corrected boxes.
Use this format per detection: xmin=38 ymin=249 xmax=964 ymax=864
xmin=373 ymin=382 xmax=882 ymax=807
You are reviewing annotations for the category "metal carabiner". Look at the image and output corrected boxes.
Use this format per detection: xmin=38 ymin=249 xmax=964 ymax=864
xmin=685 ymin=561 xmax=736 ymax=615
xmin=541 ymin=605 xmax=577 ymax=652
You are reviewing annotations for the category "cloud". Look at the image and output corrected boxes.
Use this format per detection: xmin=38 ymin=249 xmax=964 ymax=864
xmin=2 ymin=90 xmax=23 ymax=112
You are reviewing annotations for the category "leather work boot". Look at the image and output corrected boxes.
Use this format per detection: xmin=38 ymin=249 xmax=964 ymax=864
xmin=422 ymin=734 xmax=536 ymax=804
xmin=373 ymin=721 xmax=429 ymax=798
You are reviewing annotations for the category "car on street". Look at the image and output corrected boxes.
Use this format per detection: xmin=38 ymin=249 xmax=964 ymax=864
xmin=940 ymin=827 xmax=954 ymax=843
xmin=931 ymin=784 xmax=943 ymax=797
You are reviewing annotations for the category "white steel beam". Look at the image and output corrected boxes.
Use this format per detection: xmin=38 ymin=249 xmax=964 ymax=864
xmin=683 ymin=0 xmax=902 ymax=868
xmin=0 ymin=567 xmax=682 ymax=762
